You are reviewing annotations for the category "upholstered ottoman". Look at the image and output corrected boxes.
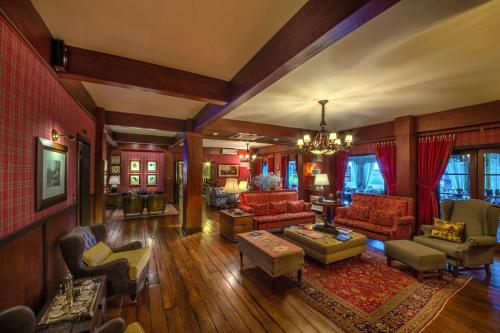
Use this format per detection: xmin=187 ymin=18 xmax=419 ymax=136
xmin=385 ymin=240 xmax=446 ymax=282
xmin=238 ymin=230 xmax=304 ymax=286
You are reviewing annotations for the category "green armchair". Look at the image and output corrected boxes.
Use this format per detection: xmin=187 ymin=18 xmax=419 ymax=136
xmin=414 ymin=199 xmax=499 ymax=274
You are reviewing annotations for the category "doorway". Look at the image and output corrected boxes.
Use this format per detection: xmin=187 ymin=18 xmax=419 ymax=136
xmin=78 ymin=138 xmax=91 ymax=226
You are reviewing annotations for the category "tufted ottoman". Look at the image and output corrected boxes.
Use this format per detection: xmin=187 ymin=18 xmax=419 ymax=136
xmin=385 ymin=240 xmax=446 ymax=282
xmin=238 ymin=230 xmax=304 ymax=286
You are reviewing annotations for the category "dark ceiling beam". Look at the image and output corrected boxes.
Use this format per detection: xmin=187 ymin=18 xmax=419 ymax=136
xmin=192 ymin=0 xmax=401 ymax=131
xmin=113 ymin=132 xmax=173 ymax=145
xmin=105 ymin=111 xmax=187 ymax=132
xmin=60 ymin=46 xmax=230 ymax=105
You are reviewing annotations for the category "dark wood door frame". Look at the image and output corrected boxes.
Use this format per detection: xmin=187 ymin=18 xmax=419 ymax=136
xmin=77 ymin=135 xmax=91 ymax=226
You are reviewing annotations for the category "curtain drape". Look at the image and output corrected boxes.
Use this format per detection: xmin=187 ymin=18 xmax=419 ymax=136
xmin=267 ymin=156 xmax=274 ymax=174
xmin=417 ymin=134 xmax=455 ymax=227
xmin=375 ymin=141 xmax=397 ymax=195
xmin=281 ymin=154 xmax=289 ymax=188
xmin=336 ymin=151 xmax=348 ymax=192
xmin=256 ymin=157 xmax=263 ymax=176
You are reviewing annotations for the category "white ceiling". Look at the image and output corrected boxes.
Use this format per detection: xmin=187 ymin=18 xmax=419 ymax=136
xmin=107 ymin=125 xmax=177 ymax=137
xmin=226 ymin=0 xmax=500 ymax=131
xmin=202 ymin=139 xmax=270 ymax=149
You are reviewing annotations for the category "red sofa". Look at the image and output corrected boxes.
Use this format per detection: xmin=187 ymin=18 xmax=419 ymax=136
xmin=240 ymin=190 xmax=316 ymax=230
xmin=334 ymin=193 xmax=415 ymax=241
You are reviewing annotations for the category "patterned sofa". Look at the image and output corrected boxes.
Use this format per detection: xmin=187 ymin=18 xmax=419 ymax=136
xmin=334 ymin=193 xmax=415 ymax=241
xmin=240 ymin=190 xmax=316 ymax=230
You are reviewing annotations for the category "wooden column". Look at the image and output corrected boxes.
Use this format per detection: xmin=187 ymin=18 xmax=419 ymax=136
xmin=94 ymin=107 xmax=105 ymax=224
xmin=395 ymin=116 xmax=417 ymax=203
xmin=164 ymin=150 xmax=174 ymax=203
xmin=182 ymin=132 xmax=203 ymax=234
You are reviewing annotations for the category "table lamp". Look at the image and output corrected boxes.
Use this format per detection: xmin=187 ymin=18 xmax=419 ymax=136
xmin=238 ymin=180 xmax=248 ymax=192
xmin=109 ymin=175 xmax=121 ymax=193
xmin=314 ymin=173 xmax=329 ymax=199
xmin=223 ymin=178 xmax=240 ymax=211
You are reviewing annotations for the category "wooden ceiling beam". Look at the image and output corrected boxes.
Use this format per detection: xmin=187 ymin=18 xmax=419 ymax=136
xmin=60 ymin=46 xmax=229 ymax=105
xmin=192 ymin=0 xmax=402 ymax=130
xmin=105 ymin=111 xmax=187 ymax=132
xmin=113 ymin=132 xmax=173 ymax=145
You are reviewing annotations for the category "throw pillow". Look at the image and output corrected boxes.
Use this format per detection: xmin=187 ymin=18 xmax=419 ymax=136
xmin=82 ymin=241 xmax=112 ymax=267
xmin=287 ymin=200 xmax=304 ymax=213
xmin=269 ymin=201 xmax=287 ymax=215
xmin=430 ymin=218 xmax=465 ymax=243
xmin=249 ymin=203 xmax=270 ymax=216
xmin=369 ymin=209 xmax=397 ymax=227
xmin=345 ymin=206 xmax=370 ymax=221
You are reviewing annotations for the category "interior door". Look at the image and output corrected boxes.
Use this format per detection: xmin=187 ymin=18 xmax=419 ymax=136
xmin=78 ymin=139 xmax=91 ymax=226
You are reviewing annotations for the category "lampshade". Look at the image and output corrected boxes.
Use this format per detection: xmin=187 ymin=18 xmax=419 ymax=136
xmin=239 ymin=180 xmax=248 ymax=192
xmin=303 ymin=135 xmax=311 ymax=143
xmin=314 ymin=174 xmax=329 ymax=186
xmin=109 ymin=175 xmax=121 ymax=185
xmin=223 ymin=178 xmax=240 ymax=193
xmin=297 ymin=138 xmax=304 ymax=146
xmin=329 ymin=132 xmax=337 ymax=141
xmin=345 ymin=134 xmax=353 ymax=143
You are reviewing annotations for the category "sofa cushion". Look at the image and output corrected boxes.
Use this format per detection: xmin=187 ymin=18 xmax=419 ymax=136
xmin=269 ymin=201 xmax=287 ymax=215
xmin=254 ymin=212 xmax=316 ymax=225
xmin=82 ymin=242 xmax=112 ymax=267
xmin=249 ymin=203 xmax=270 ymax=216
xmin=287 ymin=200 xmax=304 ymax=213
xmin=345 ymin=206 xmax=370 ymax=221
xmin=335 ymin=218 xmax=391 ymax=235
xmin=430 ymin=218 xmax=465 ymax=243
xmin=413 ymin=236 xmax=466 ymax=258
xmin=102 ymin=245 xmax=152 ymax=280
xmin=369 ymin=209 xmax=397 ymax=227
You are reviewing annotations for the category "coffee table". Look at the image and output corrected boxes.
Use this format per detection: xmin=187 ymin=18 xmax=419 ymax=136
xmin=283 ymin=226 xmax=367 ymax=265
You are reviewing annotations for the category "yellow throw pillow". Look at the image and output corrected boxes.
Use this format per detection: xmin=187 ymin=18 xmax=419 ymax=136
xmin=430 ymin=218 xmax=465 ymax=243
xmin=82 ymin=241 xmax=112 ymax=267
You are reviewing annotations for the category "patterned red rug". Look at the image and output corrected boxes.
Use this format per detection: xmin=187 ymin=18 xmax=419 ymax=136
xmin=292 ymin=249 xmax=471 ymax=333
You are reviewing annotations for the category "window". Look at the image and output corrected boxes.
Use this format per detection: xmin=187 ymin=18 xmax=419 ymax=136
xmin=262 ymin=162 xmax=269 ymax=176
xmin=343 ymin=155 xmax=385 ymax=204
xmin=482 ymin=152 xmax=500 ymax=205
xmin=287 ymin=160 xmax=298 ymax=190
xmin=438 ymin=153 xmax=471 ymax=202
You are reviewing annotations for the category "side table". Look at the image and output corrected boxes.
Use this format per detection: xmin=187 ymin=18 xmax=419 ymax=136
xmin=314 ymin=200 xmax=344 ymax=224
xmin=219 ymin=210 xmax=254 ymax=242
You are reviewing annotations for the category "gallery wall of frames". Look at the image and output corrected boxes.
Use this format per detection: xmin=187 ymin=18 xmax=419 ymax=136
xmin=110 ymin=151 xmax=165 ymax=193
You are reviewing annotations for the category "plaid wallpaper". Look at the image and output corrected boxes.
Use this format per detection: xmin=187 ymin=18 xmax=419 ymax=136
xmin=0 ymin=16 xmax=96 ymax=238
xmin=113 ymin=151 xmax=165 ymax=192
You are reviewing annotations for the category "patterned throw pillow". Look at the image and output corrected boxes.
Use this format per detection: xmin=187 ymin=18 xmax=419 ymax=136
xmin=249 ymin=203 xmax=270 ymax=216
xmin=430 ymin=218 xmax=465 ymax=243
xmin=345 ymin=206 xmax=370 ymax=221
xmin=369 ymin=209 xmax=397 ymax=227
xmin=269 ymin=201 xmax=287 ymax=215
xmin=287 ymin=200 xmax=304 ymax=213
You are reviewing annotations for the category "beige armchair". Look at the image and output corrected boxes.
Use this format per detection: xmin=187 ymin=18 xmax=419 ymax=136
xmin=414 ymin=199 xmax=499 ymax=274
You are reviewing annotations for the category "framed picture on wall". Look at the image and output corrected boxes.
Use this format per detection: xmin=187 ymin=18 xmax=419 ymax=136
xmin=147 ymin=160 xmax=157 ymax=172
xmin=111 ymin=155 xmax=121 ymax=165
xmin=146 ymin=173 xmax=157 ymax=186
xmin=129 ymin=174 xmax=141 ymax=186
xmin=129 ymin=160 xmax=141 ymax=172
xmin=111 ymin=165 xmax=121 ymax=174
xmin=36 ymin=138 xmax=68 ymax=211
xmin=218 ymin=164 xmax=239 ymax=177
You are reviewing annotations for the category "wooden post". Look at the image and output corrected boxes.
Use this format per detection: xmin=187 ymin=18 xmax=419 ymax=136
xmin=94 ymin=107 xmax=105 ymax=224
xmin=395 ymin=116 xmax=417 ymax=205
xmin=182 ymin=132 xmax=203 ymax=234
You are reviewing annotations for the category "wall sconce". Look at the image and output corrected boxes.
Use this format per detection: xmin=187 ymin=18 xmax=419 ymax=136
xmin=51 ymin=129 xmax=76 ymax=142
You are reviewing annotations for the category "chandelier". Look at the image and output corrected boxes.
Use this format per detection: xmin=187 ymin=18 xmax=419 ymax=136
xmin=239 ymin=142 xmax=256 ymax=162
xmin=297 ymin=100 xmax=353 ymax=155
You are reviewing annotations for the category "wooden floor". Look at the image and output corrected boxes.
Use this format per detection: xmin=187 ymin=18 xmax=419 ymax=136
xmin=104 ymin=205 xmax=500 ymax=333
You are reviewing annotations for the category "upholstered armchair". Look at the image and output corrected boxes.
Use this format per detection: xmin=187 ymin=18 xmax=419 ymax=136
xmin=209 ymin=187 xmax=236 ymax=209
xmin=60 ymin=224 xmax=151 ymax=303
xmin=123 ymin=195 xmax=144 ymax=217
xmin=96 ymin=318 xmax=145 ymax=333
xmin=414 ymin=199 xmax=500 ymax=274
xmin=146 ymin=194 xmax=166 ymax=215
xmin=0 ymin=306 xmax=35 ymax=333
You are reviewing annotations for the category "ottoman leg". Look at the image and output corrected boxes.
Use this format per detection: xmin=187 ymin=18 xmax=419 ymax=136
xmin=297 ymin=269 xmax=302 ymax=286
xmin=439 ymin=269 xmax=444 ymax=280
xmin=452 ymin=265 xmax=459 ymax=277
xmin=386 ymin=256 xmax=392 ymax=267
xmin=240 ymin=251 xmax=243 ymax=268
xmin=417 ymin=271 xmax=423 ymax=283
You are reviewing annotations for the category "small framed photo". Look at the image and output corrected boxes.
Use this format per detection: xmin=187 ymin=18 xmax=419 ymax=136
xmin=147 ymin=160 xmax=157 ymax=172
xmin=111 ymin=155 xmax=121 ymax=165
xmin=146 ymin=173 xmax=157 ymax=186
xmin=111 ymin=165 xmax=121 ymax=174
xmin=129 ymin=160 xmax=141 ymax=172
xmin=36 ymin=138 xmax=67 ymax=211
xmin=129 ymin=174 xmax=141 ymax=186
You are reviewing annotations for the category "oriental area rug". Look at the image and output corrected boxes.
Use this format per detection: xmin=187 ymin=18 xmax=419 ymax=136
xmin=291 ymin=249 xmax=471 ymax=333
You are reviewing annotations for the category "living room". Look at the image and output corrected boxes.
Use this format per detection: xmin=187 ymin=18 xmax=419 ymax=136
xmin=1 ymin=1 xmax=499 ymax=333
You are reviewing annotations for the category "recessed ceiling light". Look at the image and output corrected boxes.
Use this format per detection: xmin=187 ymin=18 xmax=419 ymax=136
xmin=274 ymin=138 xmax=279 ymax=141
xmin=213 ymin=132 xmax=219 ymax=136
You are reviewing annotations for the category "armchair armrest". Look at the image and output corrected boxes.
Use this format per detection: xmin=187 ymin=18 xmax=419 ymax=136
xmin=465 ymin=236 xmax=498 ymax=249
xmin=420 ymin=224 xmax=436 ymax=237
xmin=113 ymin=241 xmax=143 ymax=253
xmin=335 ymin=206 xmax=348 ymax=218
xmin=239 ymin=205 xmax=254 ymax=213
xmin=96 ymin=318 xmax=126 ymax=333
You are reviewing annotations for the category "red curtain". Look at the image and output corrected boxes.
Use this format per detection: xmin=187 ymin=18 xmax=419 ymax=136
xmin=336 ymin=151 xmax=348 ymax=192
xmin=375 ymin=141 xmax=397 ymax=195
xmin=256 ymin=157 xmax=263 ymax=176
xmin=417 ymin=135 xmax=455 ymax=227
xmin=267 ymin=156 xmax=274 ymax=174
xmin=281 ymin=154 xmax=289 ymax=188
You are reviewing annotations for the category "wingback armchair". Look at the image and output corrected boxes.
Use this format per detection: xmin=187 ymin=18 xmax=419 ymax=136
xmin=123 ymin=195 xmax=144 ymax=217
xmin=60 ymin=224 xmax=150 ymax=303
xmin=0 ymin=306 xmax=35 ymax=333
xmin=209 ymin=187 xmax=236 ymax=209
xmin=414 ymin=199 xmax=499 ymax=274
xmin=146 ymin=194 xmax=166 ymax=215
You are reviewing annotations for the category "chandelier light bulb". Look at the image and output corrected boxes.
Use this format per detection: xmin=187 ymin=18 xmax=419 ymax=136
xmin=303 ymin=135 xmax=311 ymax=143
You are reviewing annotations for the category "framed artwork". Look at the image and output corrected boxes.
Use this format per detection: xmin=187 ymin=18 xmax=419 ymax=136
xmin=129 ymin=174 xmax=141 ymax=186
xmin=129 ymin=160 xmax=141 ymax=172
xmin=147 ymin=160 xmax=157 ymax=172
xmin=111 ymin=165 xmax=121 ymax=174
xmin=36 ymin=138 xmax=68 ymax=211
xmin=111 ymin=155 xmax=121 ymax=165
xmin=146 ymin=173 xmax=157 ymax=186
xmin=218 ymin=164 xmax=239 ymax=177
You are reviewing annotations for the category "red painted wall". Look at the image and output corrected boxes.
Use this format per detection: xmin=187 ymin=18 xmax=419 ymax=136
xmin=115 ymin=151 xmax=165 ymax=193
xmin=0 ymin=16 xmax=96 ymax=238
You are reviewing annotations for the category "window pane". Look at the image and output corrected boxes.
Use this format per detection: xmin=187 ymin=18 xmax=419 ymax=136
xmin=287 ymin=161 xmax=298 ymax=190
xmin=343 ymin=155 xmax=385 ymax=204
xmin=483 ymin=152 xmax=500 ymax=205
xmin=439 ymin=153 xmax=471 ymax=202
xmin=262 ymin=162 xmax=268 ymax=176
